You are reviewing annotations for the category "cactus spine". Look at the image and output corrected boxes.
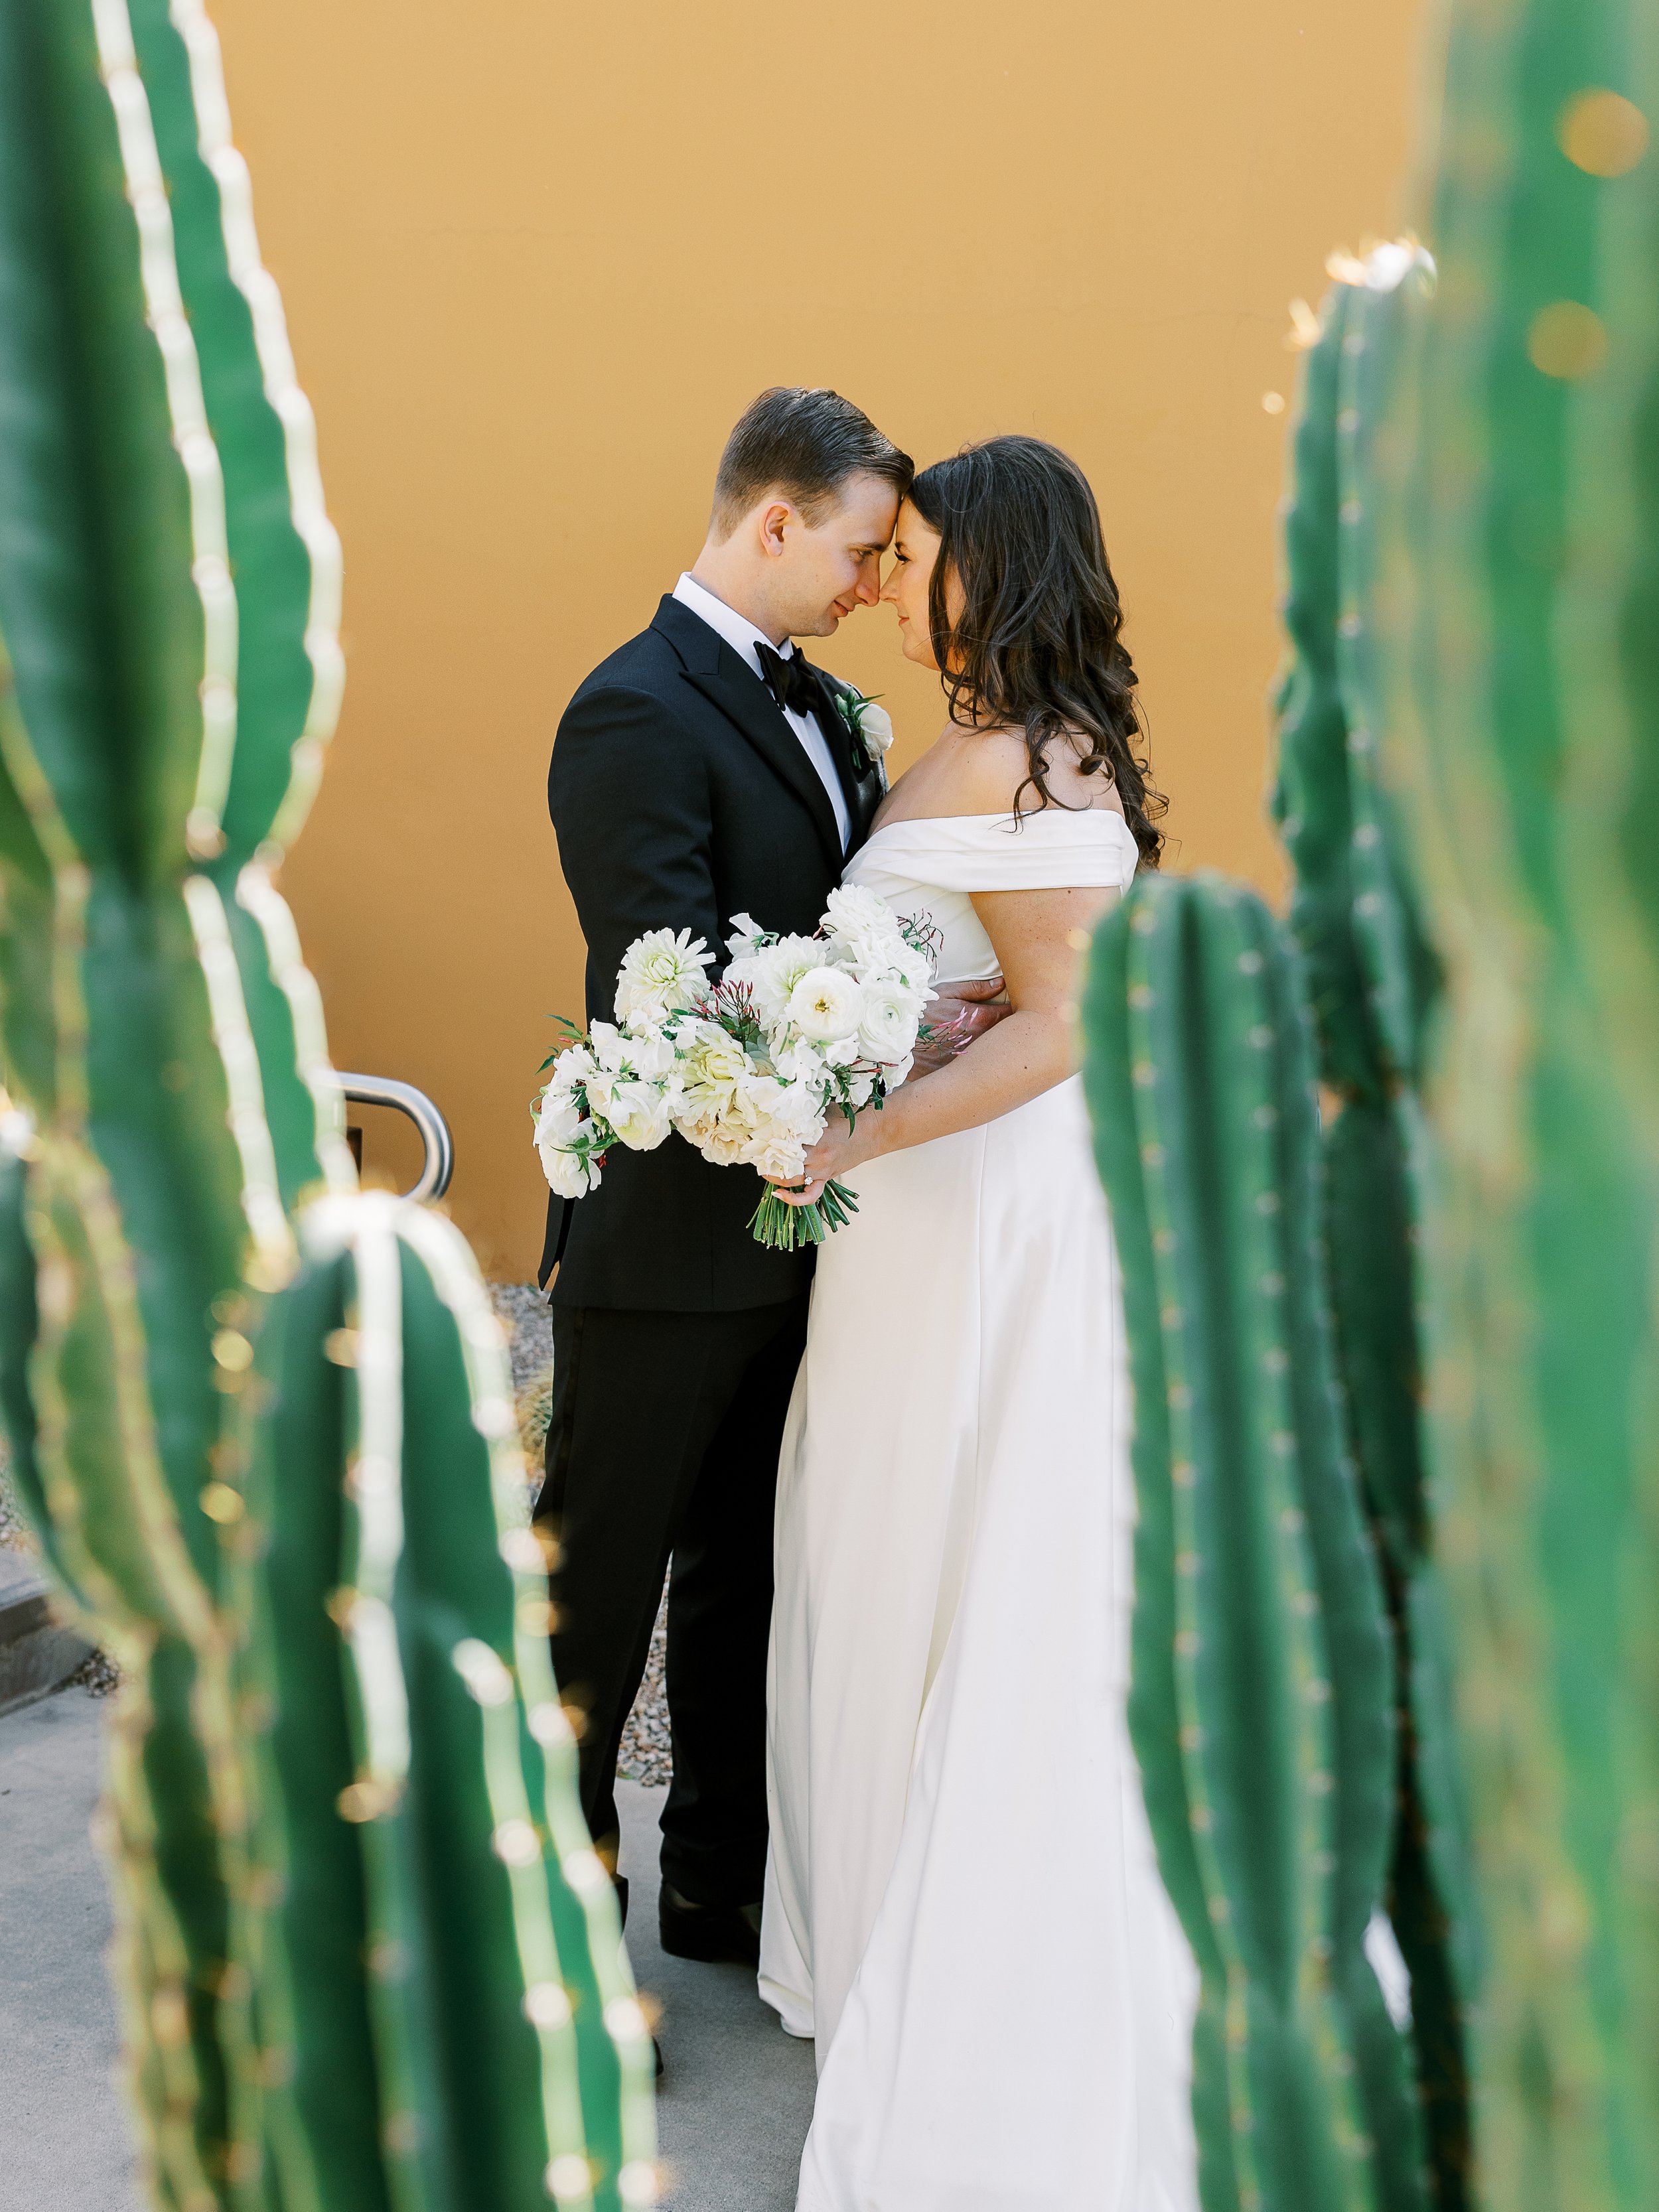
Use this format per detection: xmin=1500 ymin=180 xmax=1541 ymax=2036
xmin=1082 ymin=872 xmax=1423 ymax=2212
xmin=0 ymin=3 xmax=652 ymax=2205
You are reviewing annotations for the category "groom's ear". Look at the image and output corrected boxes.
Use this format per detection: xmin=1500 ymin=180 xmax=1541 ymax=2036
xmin=757 ymin=498 xmax=798 ymax=560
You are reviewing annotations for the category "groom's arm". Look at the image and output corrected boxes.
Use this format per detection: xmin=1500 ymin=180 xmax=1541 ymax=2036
xmin=549 ymin=683 xmax=724 ymax=1013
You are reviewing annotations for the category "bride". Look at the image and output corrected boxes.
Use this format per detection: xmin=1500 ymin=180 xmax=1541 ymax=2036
xmin=758 ymin=436 xmax=1200 ymax=2209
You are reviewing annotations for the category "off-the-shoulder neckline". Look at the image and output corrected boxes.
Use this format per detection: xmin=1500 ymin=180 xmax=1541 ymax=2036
xmin=865 ymin=808 xmax=1134 ymax=837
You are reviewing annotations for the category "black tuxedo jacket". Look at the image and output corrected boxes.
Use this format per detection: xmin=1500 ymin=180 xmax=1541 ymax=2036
xmin=541 ymin=593 xmax=885 ymax=1311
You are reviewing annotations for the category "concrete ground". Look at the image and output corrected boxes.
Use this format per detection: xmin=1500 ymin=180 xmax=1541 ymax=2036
xmin=618 ymin=1777 xmax=816 ymax=2210
xmin=0 ymin=1687 xmax=814 ymax=2212
xmin=0 ymin=1685 xmax=143 ymax=2212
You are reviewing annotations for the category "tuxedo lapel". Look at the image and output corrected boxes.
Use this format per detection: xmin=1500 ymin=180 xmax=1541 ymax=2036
xmin=684 ymin=659 xmax=847 ymax=872
xmin=652 ymin=596 xmax=845 ymax=872
xmin=802 ymin=661 xmax=884 ymax=852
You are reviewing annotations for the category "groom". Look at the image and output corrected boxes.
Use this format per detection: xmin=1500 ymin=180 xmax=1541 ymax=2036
xmin=535 ymin=387 xmax=995 ymax=1967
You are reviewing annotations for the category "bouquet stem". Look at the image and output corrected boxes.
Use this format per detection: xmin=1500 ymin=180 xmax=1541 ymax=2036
xmin=749 ymin=1177 xmax=860 ymax=1251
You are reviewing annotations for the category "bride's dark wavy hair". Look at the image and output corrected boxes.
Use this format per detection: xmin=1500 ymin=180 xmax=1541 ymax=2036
xmin=907 ymin=435 xmax=1165 ymax=865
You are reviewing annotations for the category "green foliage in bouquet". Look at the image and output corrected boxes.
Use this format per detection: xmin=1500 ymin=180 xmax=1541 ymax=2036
xmin=0 ymin=3 xmax=652 ymax=2206
xmin=1082 ymin=872 xmax=1425 ymax=2212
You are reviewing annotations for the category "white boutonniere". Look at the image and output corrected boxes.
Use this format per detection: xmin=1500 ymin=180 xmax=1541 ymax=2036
xmin=831 ymin=687 xmax=894 ymax=785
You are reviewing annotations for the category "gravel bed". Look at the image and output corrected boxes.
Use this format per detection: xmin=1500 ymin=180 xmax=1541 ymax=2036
xmin=617 ymin=1582 xmax=671 ymax=1787
xmin=0 ymin=1452 xmax=28 ymax=1553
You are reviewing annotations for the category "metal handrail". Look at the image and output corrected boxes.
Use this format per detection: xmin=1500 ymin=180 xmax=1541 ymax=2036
xmin=338 ymin=1073 xmax=455 ymax=1203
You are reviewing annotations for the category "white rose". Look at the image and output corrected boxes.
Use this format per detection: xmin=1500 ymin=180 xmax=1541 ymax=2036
xmin=786 ymin=965 xmax=865 ymax=1045
xmin=675 ymin=1101 xmax=751 ymax=1166
xmin=855 ymin=700 xmax=893 ymax=757
xmin=614 ymin=928 xmax=713 ymax=1025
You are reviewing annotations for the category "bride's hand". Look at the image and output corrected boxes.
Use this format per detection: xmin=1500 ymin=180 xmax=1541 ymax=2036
xmin=765 ymin=1114 xmax=884 ymax=1208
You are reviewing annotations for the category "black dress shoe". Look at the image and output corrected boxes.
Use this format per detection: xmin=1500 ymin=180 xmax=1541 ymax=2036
xmin=658 ymin=1882 xmax=762 ymax=1967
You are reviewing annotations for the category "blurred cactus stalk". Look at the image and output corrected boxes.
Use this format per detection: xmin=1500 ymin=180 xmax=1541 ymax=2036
xmin=0 ymin=2 xmax=653 ymax=2206
xmin=1086 ymin=0 xmax=1659 ymax=2204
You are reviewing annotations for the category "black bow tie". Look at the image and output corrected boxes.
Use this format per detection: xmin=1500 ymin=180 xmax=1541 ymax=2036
xmin=755 ymin=641 xmax=822 ymax=721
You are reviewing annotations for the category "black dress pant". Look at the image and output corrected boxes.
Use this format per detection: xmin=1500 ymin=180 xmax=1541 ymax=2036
xmin=534 ymin=1297 xmax=809 ymax=1909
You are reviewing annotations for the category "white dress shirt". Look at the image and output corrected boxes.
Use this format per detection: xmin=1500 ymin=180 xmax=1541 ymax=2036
xmin=672 ymin=572 xmax=851 ymax=852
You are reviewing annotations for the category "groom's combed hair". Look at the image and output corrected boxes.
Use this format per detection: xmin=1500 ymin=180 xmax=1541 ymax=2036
xmin=711 ymin=387 xmax=912 ymax=535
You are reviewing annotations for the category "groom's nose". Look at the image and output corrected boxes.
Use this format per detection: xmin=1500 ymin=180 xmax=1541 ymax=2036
xmin=853 ymin=555 xmax=882 ymax=604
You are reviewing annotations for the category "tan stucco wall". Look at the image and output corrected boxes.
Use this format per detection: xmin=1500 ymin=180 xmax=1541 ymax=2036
xmin=214 ymin=0 xmax=1427 ymax=1280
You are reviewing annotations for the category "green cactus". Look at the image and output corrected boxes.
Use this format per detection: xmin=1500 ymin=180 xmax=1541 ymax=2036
xmin=1082 ymin=870 xmax=1425 ymax=2212
xmin=0 ymin=4 xmax=652 ymax=2206
xmin=228 ymin=1196 xmax=656 ymax=2211
xmin=1272 ymin=255 xmax=1479 ymax=2208
xmin=1351 ymin=1 xmax=1659 ymax=2198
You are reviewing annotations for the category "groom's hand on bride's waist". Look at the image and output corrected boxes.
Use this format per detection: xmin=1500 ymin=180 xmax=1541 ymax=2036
xmin=912 ymin=977 xmax=1010 ymax=1074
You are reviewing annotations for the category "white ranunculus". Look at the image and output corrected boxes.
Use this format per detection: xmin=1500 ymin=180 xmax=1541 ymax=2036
xmin=786 ymin=965 xmax=865 ymax=1045
xmin=857 ymin=985 xmax=919 ymax=1066
xmin=604 ymin=1078 xmax=674 ymax=1150
xmin=855 ymin=700 xmax=893 ymax=756
xmin=614 ymin=928 xmax=713 ymax=1026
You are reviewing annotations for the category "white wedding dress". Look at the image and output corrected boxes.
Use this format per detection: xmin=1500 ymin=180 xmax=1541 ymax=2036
xmin=760 ymin=807 xmax=1200 ymax=2212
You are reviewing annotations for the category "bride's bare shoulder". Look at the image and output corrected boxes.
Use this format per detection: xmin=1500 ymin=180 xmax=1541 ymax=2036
xmin=922 ymin=723 xmax=1128 ymax=819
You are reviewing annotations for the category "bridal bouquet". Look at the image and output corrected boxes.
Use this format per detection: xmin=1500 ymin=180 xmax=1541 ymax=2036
xmin=533 ymin=890 xmax=938 ymax=1249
